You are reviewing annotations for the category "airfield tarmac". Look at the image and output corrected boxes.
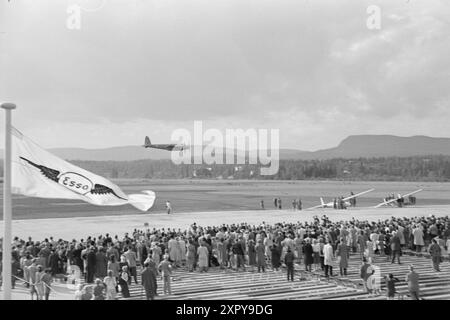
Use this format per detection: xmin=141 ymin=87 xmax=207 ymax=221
xmin=1 ymin=205 xmax=450 ymax=241
xmin=1 ymin=180 xmax=450 ymax=240
xmin=1 ymin=179 xmax=450 ymax=219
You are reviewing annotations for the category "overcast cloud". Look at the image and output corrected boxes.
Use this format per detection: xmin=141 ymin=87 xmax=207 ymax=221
xmin=0 ymin=0 xmax=449 ymax=150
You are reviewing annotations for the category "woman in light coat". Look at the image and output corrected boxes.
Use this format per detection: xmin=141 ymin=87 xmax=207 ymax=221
xmin=413 ymin=225 xmax=425 ymax=252
xmin=34 ymin=265 xmax=46 ymax=300
xmin=323 ymin=240 xmax=335 ymax=277
xmin=103 ymin=270 xmax=117 ymax=300
xmin=197 ymin=242 xmax=209 ymax=272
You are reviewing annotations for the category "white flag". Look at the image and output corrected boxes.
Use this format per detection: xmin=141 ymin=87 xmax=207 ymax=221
xmin=11 ymin=127 xmax=156 ymax=211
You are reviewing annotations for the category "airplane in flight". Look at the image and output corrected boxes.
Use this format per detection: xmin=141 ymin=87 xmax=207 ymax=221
xmin=143 ymin=136 xmax=186 ymax=151
xmin=374 ymin=189 xmax=423 ymax=208
xmin=306 ymin=188 xmax=375 ymax=210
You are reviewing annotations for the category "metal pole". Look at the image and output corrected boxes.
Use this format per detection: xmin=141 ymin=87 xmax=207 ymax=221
xmin=1 ymin=102 xmax=16 ymax=300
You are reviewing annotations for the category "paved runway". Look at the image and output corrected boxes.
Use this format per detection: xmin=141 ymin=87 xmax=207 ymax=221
xmin=1 ymin=205 xmax=449 ymax=240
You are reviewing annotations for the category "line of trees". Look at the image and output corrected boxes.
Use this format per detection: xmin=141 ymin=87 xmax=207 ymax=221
xmin=3 ymin=155 xmax=450 ymax=181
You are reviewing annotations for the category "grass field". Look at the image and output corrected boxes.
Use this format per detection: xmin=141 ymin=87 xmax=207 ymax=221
xmin=1 ymin=179 xmax=449 ymax=220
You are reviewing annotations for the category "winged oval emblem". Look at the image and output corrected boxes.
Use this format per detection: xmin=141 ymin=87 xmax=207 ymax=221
xmin=19 ymin=157 xmax=127 ymax=200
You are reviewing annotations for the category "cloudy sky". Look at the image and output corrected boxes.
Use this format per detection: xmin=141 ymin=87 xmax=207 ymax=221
xmin=0 ymin=0 xmax=449 ymax=150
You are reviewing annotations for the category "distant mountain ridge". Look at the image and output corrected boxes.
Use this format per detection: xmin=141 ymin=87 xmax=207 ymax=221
xmin=303 ymin=135 xmax=450 ymax=159
xmin=2 ymin=135 xmax=450 ymax=161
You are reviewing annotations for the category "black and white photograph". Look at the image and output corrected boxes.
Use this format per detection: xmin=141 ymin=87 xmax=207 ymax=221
xmin=1 ymin=0 xmax=450 ymax=307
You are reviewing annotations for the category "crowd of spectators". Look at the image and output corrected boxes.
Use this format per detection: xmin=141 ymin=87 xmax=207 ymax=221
xmin=1 ymin=214 xmax=449 ymax=300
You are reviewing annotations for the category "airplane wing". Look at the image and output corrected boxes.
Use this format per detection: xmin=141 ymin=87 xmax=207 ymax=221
xmin=342 ymin=188 xmax=375 ymax=201
xmin=374 ymin=189 xmax=423 ymax=208
xmin=374 ymin=198 xmax=398 ymax=208
xmin=305 ymin=204 xmax=325 ymax=210
xmin=401 ymin=189 xmax=423 ymax=198
xmin=306 ymin=197 xmax=332 ymax=210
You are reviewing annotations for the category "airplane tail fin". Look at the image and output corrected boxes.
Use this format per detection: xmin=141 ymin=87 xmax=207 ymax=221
xmin=144 ymin=136 xmax=151 ymax=147
xmin=320 ymin=197 xmax=325 ymax=207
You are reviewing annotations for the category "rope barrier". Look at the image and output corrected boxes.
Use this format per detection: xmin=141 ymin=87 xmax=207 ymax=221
xmin=11 ymin=275 xmax=74 ymax=297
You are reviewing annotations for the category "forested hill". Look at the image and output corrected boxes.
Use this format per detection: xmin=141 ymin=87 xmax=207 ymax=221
xmin=1 ymin=155 xmax=445 ymax=182
xmin=3 ymin=135 xmax=450 ymax=161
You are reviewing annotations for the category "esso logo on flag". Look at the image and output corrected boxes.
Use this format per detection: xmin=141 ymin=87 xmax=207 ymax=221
xmin=58 ymin=172 xmax=93 ymax=195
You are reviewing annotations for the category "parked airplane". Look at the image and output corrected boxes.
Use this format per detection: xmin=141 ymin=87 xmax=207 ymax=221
xmin=143 ymin=136 xmax=185 ymax=151
xmin=374 ymin=189 xmax=423 ymax=208
xmin=307 ymin=188 xmax=375 ymax=210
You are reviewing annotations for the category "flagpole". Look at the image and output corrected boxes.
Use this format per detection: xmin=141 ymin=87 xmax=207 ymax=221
xmin=1 ymin=103 xmax=16 ymax=300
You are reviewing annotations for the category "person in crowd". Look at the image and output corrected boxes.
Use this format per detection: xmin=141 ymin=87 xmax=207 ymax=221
xmin=303 ymin=239 xmax=313 ymax=272
xmin=158 ymin=254 xmax=172 ymax=295
xmin=428 ymin=239 xmax=442 ymax=272
xmin=86 ymin=247 xmax=96 ymax=284
xmin=294 ymin=233 xmax=303 ymax=264
xmin=186 ymin=240 xmax=197 ymax=272
xmin=271 ymin=243 xmax=281 ymax=271
xmin=41 ymin=268 xmax=53 ymax=300
xmin=413 ymin=225 xmax=425 ymax=253
xmin=255 ymin=239 xmax=266 ymax=273
xmin=365 ymin=239 xmax=374 ymax=260
xmin=336 ymin=238 xmax=349 ymax=276
xmin=93 ymin=278 xmax=105 ymax=300
xmin=367 ymin=261 xmax=381 ymax=296
xmin=34 ymin=265 xmax=46 ymax=300
xmin=446 ymin=236 xmax=450 ymax=261
xmin=234 ymin=236 xmax=246 ymax=272
xmin=390 ymin=231 xmax=402 ymax=264
xmin=20 ymin=251 xmax=33 ymax=288
xmin=168 ymin=236 xmax=179 ymax=267
xmin=147 ymin=257 xmax=159 ymax=297
xmin=124 ymin=247 xmax=138 ymax=285
xmin=152 ymin=242 xmax=162 ymax=268
xmin=95 ymin=247 xmax=108 ymax=279
xmin=48 ymin=249 xmax=60 ymax=278
xmin=312 ymin=239 xmax=321 ymax=272
xmin=107 ymin=255 xmax=120 ymax=291
xmin=366 ymin=268 xmax=377 ymax=296
xmin=74 ymin=284 xmax=84 ymax=300
xmin=27 ymin=259 xmax=39 ymax=300
xmin=141 ymin=262 xmax=157 ymax=300
xmin=197 ymin=242 xmax=209 ymax=273
xmin=357 ymin=231 xmax=366 ymax=260
xmin=118 ymin=266 xmax=130 ymax=298
xmin=81 ymin=285 xmax=94 ymax=300
xmin=360 ymin=257 xmax=371 ymax=293
xmin=385 ymin=273 xmax=400 ymax=300
xmin=405 ymin=265 xmax=420 ymax=300
xmin=248 ymin=239 xmax=257 ymax=272
xmin=178 ymin=237 xmax=186 ymax=267
xmin=323 ymin=240 xmax=334 ymax=278
xmin=285 ymin=248 xmax=295 ymax=282
xmin=104 ymin=270 xmax=117 ymax=300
